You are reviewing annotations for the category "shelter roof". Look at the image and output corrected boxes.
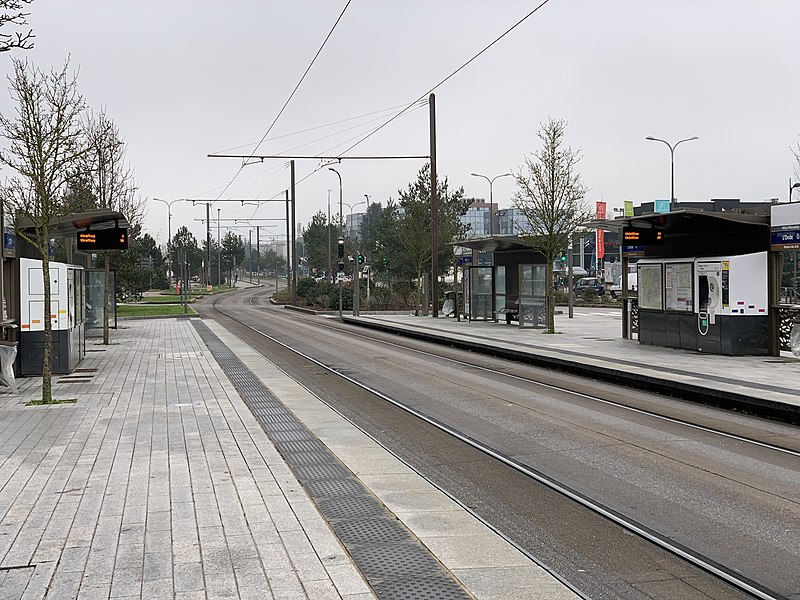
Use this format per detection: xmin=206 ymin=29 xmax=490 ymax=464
xmin=16 ymin=209 xmax=130 ymax=237
xmin=584 ymin=209 xmax=768 ymax=233
xmin=454 ymin=235 xmax=537 ymax=253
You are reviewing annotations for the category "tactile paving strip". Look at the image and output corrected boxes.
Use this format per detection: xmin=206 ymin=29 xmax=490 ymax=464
xmin=193 ymin=320 xmax=472 ymax=599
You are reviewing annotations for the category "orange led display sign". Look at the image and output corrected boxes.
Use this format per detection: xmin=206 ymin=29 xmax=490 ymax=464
xmin=76 ymin=228 xmax=129 ymax=250
xmin=622 ymin=226 xmax=663 ymax=245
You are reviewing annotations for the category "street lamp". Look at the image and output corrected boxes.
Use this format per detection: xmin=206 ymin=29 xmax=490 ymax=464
xmin=789 ymin=179 xmax=800 ymax=203
xmin=342 ymin=201 xmax=366 ymax=238
xmin=470 ymin=172 xmax=512 ymax=235
xmin=645 ymin=135 xmax=699 ymax=204
xmin=152 ymin=197 xmax=182 ymax=283
xmin=329 ymin=168 xmax=343 ymax=318
xmin=327 ymin=189 xmax=332 ymax=280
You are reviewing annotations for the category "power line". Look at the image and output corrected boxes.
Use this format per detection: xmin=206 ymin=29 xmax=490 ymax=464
xmin=339 ymin=0 xmax=553 ymax=156
xmin=210 ymin=100 xmax=419 ymax=154
xmin=212 ymin=0 xmax=353 ymax=201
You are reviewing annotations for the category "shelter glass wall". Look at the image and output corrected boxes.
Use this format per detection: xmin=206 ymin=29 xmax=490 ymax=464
xmin=468 ymin=266 xmax=494 ymax=321
xmin=86 ymin=269 xmax=116 ymax=336
xmin=518 ymin=264 xmax=546 ymax=328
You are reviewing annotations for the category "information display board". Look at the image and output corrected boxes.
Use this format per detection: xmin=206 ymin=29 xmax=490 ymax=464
xmin=623 ymin=226 xmax=663 ymax=245
xmin=76 ymin=228 xmax=128 ymax=250
xmin=664 ymin=262 xmax=693 ymax=312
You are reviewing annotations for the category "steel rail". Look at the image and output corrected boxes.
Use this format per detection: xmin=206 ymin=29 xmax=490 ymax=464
xmin=212 ymin=292 xmax=788 ymax=600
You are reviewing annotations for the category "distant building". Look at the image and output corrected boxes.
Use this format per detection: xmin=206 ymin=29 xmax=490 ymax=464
xmin=345 ymin=212 xmax=366 ymax=240
xmin=459 ymin=199 xmax=493 ymax=237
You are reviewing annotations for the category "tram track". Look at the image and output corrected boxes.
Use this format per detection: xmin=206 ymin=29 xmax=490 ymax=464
xmin=198 ymin=287 xmax=798 ymax=600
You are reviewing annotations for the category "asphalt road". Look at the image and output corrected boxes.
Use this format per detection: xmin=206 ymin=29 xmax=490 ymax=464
xmin=196 ymin=287 xmax=800 ymax=600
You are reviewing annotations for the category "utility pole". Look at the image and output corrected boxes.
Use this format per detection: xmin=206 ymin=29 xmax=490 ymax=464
xmin=290 ymin=160 xmax=297 ymax=305
xmin=206 ymin=202 xmax=211 ymax=288
xmin=429 ymin=93 xmax=439 ymax=318
xmin=285 ymin=190 xmax=290 ymax=292
xmin=217 ymin=208 xmax=221 ymax=287
xmin=256 ymin=225 xmax=260 ymax=286
xmin=248 ymin=229 xmax=252 ymax=283
xmin=327 ymin=189 xmax=332 ymax=281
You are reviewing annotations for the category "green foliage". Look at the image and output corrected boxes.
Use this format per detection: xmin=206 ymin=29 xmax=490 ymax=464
xmin=221 ymin=231 xmax=245 ymax=277
xmin=302 ymin=210 xmax=339 ymax=277
xmin=117 ymin=304 xmax=196 ymax=317
xmin=395 ymin=163 xmax=469 ymax=284
xmin=171 ymin=226 xmax=203 ymax=279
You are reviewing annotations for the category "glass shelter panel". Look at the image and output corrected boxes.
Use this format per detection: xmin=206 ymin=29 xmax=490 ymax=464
xmin=638 ymin=264 xmax=663 ymax=311
xmin=495 ymin=266 xmax=505 ymax=319
xmin=86 ymin=269 xmax=116 ymax=336
xmin=519 ymin=264 xmax=546 ymax=328
xmin=469 ymin=266 xmax=494 ymax=321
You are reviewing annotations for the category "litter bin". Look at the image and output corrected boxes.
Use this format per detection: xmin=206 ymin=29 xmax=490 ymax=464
xmin=0 ymin=341 xmax=18 ymax=394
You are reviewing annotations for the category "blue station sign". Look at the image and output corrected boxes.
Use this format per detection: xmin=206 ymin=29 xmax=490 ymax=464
xmin=771 ymin=228 xmax=800 ymax=250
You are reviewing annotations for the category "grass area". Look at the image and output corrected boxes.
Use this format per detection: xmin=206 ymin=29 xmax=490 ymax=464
xmin=117 ymin=304 xmax=196 ymax=317
xmin=26 ymin=398 xmax=77 ymax=406
xmin=132 ymin=295 xmax=196 ymax=304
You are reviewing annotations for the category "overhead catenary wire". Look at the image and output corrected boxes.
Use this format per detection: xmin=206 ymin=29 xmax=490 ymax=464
xmin=210 ymin=100 xmax=422 ymax=155
xmin=339 ymin=0 xmax=553 ymax=157
xmin=209 ymin=0 xmax=353 ymax=203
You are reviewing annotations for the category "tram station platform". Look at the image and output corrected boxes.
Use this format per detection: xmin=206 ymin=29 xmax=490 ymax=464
xmin=340 ymin=306 xmax=800 ymax=420
xmin=0 ymin=316 xmax=578 ymax=600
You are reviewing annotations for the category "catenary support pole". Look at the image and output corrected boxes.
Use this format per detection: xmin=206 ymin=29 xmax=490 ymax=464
xmin=291 ymin=160 xmax=297 ymax=305
xmin=429 ymin=93 xmax=438 ymax=318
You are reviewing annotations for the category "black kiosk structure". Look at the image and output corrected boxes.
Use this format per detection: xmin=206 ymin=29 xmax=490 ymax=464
xmin=593 ymin=206 xmax=774 ymax=356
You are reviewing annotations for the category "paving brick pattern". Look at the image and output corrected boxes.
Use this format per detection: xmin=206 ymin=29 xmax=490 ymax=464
xmin=0 ymin=319 xmax=373 ymax=600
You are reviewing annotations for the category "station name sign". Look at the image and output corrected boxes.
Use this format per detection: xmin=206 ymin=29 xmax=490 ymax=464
xmin=76 ymin=227 xmax=129 ymax=250
xmin=622 ymin=226 xmax=663 ymax=245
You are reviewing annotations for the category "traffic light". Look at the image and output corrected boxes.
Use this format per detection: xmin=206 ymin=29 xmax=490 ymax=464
xmin=337 ymin=238 xmax=345 ymax=259
xmin=357 ymin=254 xmax=364 ymax=265
xmin=560 ymin=251 xmax=567 ymax=263
xmin=337 ymin=261 xmax=345 ymax=273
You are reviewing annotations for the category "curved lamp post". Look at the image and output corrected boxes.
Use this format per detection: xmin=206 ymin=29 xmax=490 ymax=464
xmin=470 ymin=172 xmax=512 ymax=235
xmin=645 ymin=136 xmax=699 ymax=203
xmin=789 ymin=180 xmax=800 ymax=203
xmin=152 ymin=197 xmax=182 ymax=282
xmin=342 ymin=200 xmax=366 ymax=238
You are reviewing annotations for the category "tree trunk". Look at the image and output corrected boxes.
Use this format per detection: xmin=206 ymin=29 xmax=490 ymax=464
xmin=41 ymin=252 xmax=53 ymax=403
xmin=546 ymin=265 xmax=555 ymax=333
xmin=103 ymin=254 xmax=110 ymax=345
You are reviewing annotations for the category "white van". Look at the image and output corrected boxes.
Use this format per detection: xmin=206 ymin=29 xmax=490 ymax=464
xmin=610 ymin=273 xmax=637 ymax=298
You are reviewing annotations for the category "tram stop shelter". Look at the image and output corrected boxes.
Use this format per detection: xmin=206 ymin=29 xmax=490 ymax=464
xmin=588 ymin=208 xmax=779 ymax=355
xmin=454 ymin=236 xmax=549 ymax=327
xmin=7 ymin=209 xmax=130 ymax=378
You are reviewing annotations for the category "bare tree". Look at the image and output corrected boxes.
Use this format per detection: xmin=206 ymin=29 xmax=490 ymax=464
xmin=0 ymin=0 xmax=34 ymax=53
xmin=513 ymin=118 xmax=592 ymax=333
xmin=83 ymin=109 xmax=141 ymax=344
xmin=0 ymin=58 xmax=85 ymax=403
xmin=793 ymin=136 xmax=800 ymax=184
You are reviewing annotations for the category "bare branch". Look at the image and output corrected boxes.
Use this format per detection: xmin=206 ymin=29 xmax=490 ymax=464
xmin=0 ymin=0 xmax=34 ymax=52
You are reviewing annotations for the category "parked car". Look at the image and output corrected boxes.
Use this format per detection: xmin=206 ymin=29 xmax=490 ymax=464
xmin=573 ymin=276 xmax=605 ymax=296
xmin=610 ymin=273 xmax=638 ymax=298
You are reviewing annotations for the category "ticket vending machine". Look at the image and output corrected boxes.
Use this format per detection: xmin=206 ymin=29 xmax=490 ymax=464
xmin=693 ymin=253 xmax=767 ymax=354
xmin=18 ymin=257 xmax=85 ymax=375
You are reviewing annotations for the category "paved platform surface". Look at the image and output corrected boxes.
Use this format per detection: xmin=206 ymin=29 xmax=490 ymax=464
xmin=341 ymin=306 xmax=800 ymax=415
xmin=0 ymin=317 xmax=578 ymax=600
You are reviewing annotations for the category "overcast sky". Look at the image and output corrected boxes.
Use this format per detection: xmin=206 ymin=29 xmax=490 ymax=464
xmin=5 ymin=0 xmax=800 ymax=247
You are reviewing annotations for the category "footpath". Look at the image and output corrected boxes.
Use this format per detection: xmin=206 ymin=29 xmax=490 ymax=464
xmin=0 ymin=314 xmax=578 ymax=600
